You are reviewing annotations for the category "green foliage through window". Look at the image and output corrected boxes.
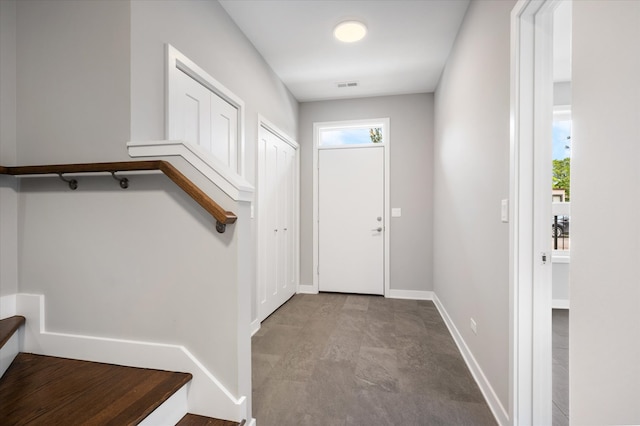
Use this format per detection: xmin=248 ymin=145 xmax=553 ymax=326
xmin=553 ymin=157 xmax=571 ymax=200
xmin=369 ymin=128 xmax=382 ymax=143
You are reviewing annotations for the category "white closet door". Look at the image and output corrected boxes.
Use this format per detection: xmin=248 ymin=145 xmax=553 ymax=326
xmin=263 ymin=133 xmax=279 ymax=319
xmin=258 ymin=125 xmax=298 ymax=322
xmin=283 ymin=143 xmax=296 ymax=292
xmin=279 ymin=141 xmax=296 ymax=293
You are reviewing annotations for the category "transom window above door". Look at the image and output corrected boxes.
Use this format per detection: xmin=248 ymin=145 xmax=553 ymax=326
xmin=319 ymin=122 xmax=385 ymax=147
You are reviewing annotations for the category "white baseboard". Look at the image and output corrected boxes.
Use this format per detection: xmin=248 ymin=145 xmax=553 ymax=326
xmin=552 ymin=299 xmax=570 ymax=309
xmin=432 ymin=294 xmax=509 ymax=426
xmin=15 ymin=293 xmax=247 ymax=423
xmin=250 ymin=318 xmax=261 ymax=337
xmin=386 ymin=289 xmax=434 ymax=300
xmin=297 ymin=283 xmax=317 ymax=294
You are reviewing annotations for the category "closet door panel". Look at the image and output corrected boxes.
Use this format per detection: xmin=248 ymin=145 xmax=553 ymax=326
xmin=258 ymin=125 xmax=299 ymax=322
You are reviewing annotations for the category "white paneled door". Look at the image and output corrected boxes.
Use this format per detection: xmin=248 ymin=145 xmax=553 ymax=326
xmin=258 ymin=124 xmax=298 ymax=321
xmin=174 ymin=68 xmax=239 ymax=172
xmin=318 ymin=146 xmax=384 ymax=295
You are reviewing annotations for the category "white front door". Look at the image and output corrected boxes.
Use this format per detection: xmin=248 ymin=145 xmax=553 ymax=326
xmin=318 ymin=146 xmax=384 ymax=294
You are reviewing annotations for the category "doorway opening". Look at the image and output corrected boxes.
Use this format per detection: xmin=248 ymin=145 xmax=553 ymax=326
xmin=510 ymin=0 xmax=571 ymax=424
xmin=551 ymin=2 xmax=572 ymax=424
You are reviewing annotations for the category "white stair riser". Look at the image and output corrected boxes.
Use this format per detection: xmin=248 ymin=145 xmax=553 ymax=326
xmin=140 ymin=384 xmax=189 ymax=426
xmin=0 ymin=330 xmax=20 ymax=377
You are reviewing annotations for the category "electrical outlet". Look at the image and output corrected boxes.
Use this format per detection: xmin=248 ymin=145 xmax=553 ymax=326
xmin=470 ymin=318 xmax=477 ymax=335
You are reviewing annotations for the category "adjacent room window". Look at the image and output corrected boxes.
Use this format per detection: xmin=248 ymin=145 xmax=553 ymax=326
xmin=552 ymin=106 xmax=571 ymax=254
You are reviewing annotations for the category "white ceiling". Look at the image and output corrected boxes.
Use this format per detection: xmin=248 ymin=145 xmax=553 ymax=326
xmin=219 ymin=0 xmax=471 ymax=102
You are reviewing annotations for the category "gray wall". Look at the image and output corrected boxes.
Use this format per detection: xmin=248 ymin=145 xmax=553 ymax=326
xmin=130 ymin=0 xmax=299 ymax=324
xmin=299 ymin=94 xmax=434 ymax=292
xmin=16 ymin=0 xmax=131 ymax=163
xmin=130 ymin=0 xmax=299 ymax=184
xmin=433 ymin=0 xmax=514 ymax=411
xmin=0 ymin=0 xmax=18 ymax=301
xmin=571 ymin=1 xmax=640 ymax=423
xmin=9 ymin=0 xmax=298 ymax=398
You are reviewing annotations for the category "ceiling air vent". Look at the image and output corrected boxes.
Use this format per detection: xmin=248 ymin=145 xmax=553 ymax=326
xmin=337 ymin=81 xmax=358 ymax=88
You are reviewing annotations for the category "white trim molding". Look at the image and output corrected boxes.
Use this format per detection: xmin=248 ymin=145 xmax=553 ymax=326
xmin=386 ymin=289 xmax=433 ymax=301
xmin=127 ymin=139 xmax=254 ymax=202
xmin=15 ymin=293 xmax=247 ymax=422
xmin=297 ymin=284 xmax=318 ymax=295
xmin=433 ymin=294 xmax=509 ymax=426
xmin=510 ymin=0 xmax=562 ymax=424
xmin=250 ymin=319 xmax=261 ymax=337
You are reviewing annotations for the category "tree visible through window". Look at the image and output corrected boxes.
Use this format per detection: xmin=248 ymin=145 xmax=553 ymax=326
xmin=369 ymin=128 xmax=382 ymax=143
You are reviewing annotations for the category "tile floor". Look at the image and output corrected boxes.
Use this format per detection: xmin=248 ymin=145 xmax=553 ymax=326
xmin=552 ymin=309 xmax=569 ymax=426
xmin=252 ymin=293 xmax=496 ymax=425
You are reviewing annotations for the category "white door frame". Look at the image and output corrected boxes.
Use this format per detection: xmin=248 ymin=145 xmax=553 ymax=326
xmin=311 ymin=118 xmax=390 ymax=296
xmin=510 ymin=0 xmax=559 ymax=424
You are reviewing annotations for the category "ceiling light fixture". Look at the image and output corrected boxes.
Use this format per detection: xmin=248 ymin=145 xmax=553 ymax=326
xmin=333 ymin=20 xmax=367 ymax=43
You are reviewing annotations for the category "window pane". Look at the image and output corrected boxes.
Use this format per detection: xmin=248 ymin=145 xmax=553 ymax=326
xmin=320 ymin=126 xmax=382 ymax=146
xmin=552 ymin=115 xmax=571 ymax=254
xmin=552 ymin=119 xmax=571 ymax=201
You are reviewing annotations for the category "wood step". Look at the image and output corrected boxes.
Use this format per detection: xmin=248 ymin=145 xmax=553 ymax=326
xmin=0 ymin=316 xmax=25 ymax=350
xmin=0 ymin=352 xmax=192 ymax=425
xmin=177 ymin=413 xmax=241 ymax=426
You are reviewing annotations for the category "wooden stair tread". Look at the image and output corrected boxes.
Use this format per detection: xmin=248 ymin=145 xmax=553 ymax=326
xmin=177 ymin=413 xmax=241 ymax=425
xmin=0 ymin=316 xmax=25 ymax=350
xmin=0 ymin=352 xmax=192 ymax=425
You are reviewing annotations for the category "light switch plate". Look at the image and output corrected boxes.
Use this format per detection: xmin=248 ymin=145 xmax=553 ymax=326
xmin=501 ymin=199 xmax=509 ymax=223
xmin=391 ymin=208 xmax=402 ymax=217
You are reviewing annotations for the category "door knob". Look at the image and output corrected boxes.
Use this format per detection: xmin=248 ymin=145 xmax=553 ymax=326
xmin=372 ymin=227 xmax=382 ymax=232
